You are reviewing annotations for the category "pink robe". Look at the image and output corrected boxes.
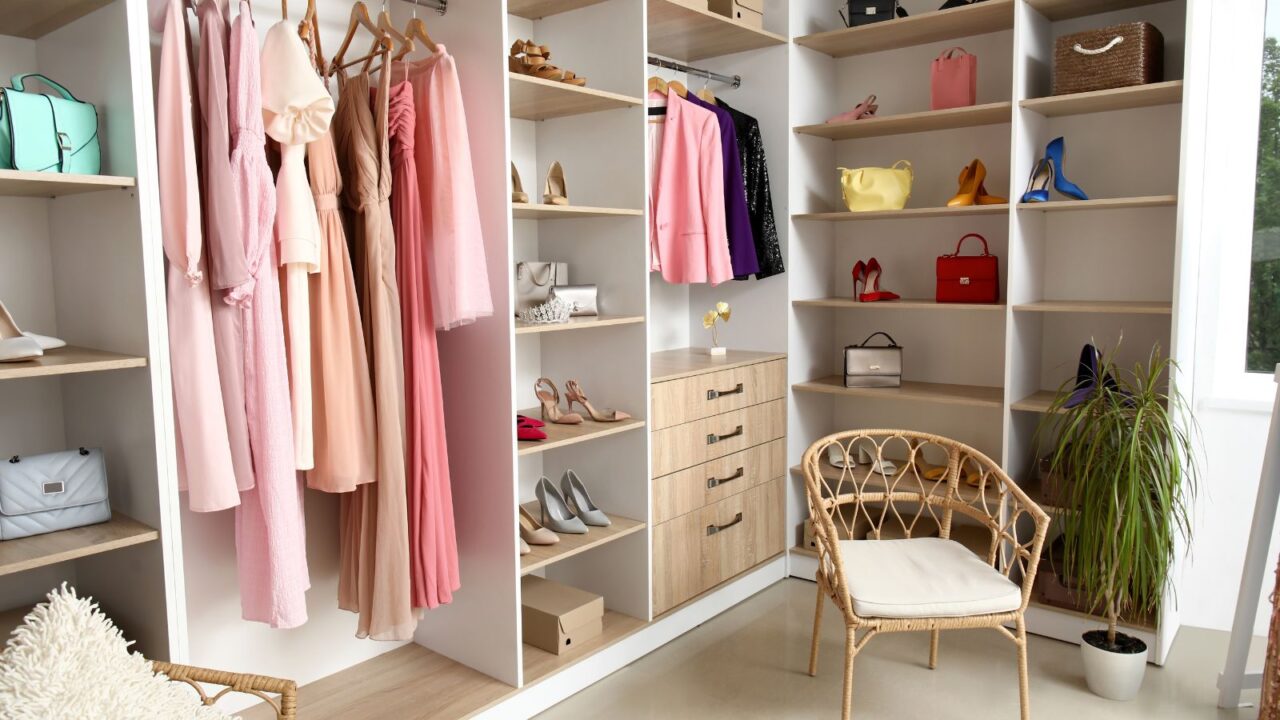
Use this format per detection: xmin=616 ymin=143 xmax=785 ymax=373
xmin=229 ymin=0 xmax=309 ymax=629
xmin=403 ymin=47 xmax=491 ymax=331
xmin=387 ymin=75 xmax=460 ymax=609
xmin=195 ymin=0 xmax=254 ymax=497
xmin=156 ymin=0 xmax=239 ymax=513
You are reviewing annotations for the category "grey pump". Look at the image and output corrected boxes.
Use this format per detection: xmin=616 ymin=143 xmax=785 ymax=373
xmin=536 ymin=476 xmax=587 ymax=534
xmin=561 ymin=470 xmax=611 ymax=527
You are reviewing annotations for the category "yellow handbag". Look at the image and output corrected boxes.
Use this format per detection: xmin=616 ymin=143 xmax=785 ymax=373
xmin=838 ymin=160 xmax=913 ymax=212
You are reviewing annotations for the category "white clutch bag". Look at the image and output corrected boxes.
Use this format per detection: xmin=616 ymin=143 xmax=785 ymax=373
xmin=0 ymin=447 xmax=110 ymax=540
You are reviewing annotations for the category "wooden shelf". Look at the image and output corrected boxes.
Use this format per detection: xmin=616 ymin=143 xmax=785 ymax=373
xmin=0 ymin=169 xmax=135 ymax=197
xmin=1018 ymin=195 xmax=1177 ymax=212
xmin=1 ymin=1 xmax=115 ymax=39
xmin=794 ymin=204 xmax=1009 ymax=221
xmin=508 ymin=0 xmax=609 ymax=19
xmin=0 ymin=513 xmax=158 ymax=578
xmin=512 ymin=203 xmax=643 ymax=220
xmin=793 ymin=376 xmax=1003 ymax=409
xmin=1013 ymin=300 xmax=1172 ymax=315
xmin=0 ymin=346 xmax=147 ymax=381
xmin=794 ymin=297 xmax=1005 ymax=312
xmin=523 ymin=610 xmax=647 ymax=685
xmin=1021 ymin=81 xmax=1183 ymax=118
xmin=1026 ymin=0 xmax=1169 ymax=22
xmin=508 ymin=73 xmax=642 ymax=121
xmin=651 ymin=347 xmax=787 ymax=383
xmin=794 ymin=0 xmax=1014 ymax=58
xmin=517 ymin=411 xmax=646 ymax=456
xmin=1011 ymin=390 xmax=1060 ymax=414
xmin=515 ymin=315 xmax=646 ymax=335
xmin=647 ymin=0 xmax=787 ymax=62
xmin=795 ymin=101 xmax=1011 ymax=140
xmin=519 ymin=503 xmax=646 ymax=575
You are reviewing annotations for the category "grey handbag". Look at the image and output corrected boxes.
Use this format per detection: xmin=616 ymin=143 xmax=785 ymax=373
xmin=844 ymin=332 xmax=903 ymax=388
xmin=515 ymin=261 xmax=569 ymax=314
xmin=0 ymin=447 xmax=110 ymax=540
xmin=549 ymin=284 xmax=598 ymax=317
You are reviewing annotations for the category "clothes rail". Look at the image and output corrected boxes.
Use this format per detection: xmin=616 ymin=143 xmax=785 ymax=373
xmin=646 ymin=56 xmax=741 ymax=89
xmin=401 ymin=0 xmax=446 ymax=13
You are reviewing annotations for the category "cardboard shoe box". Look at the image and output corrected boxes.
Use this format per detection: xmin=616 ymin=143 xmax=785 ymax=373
xmin=521 ymin=575 xmax=604 ymax=655
xmin=707 ymin=0 xmax=763 ymax=29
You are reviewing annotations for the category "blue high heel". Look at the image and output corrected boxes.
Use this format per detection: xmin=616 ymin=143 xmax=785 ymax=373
xmin=1020 ymin=158 xmax=1052 ymax=204
xmin=1045 ymin=136 xmax=1088 ymax=200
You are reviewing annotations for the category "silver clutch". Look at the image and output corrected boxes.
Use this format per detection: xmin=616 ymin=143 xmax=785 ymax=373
xmin=0 ymin=447 xmax=111 ymax=540
xmin=844 ymin=332 xmax=902 ymax=388
xmin=549 ymin=284 xmax=599 ymax=317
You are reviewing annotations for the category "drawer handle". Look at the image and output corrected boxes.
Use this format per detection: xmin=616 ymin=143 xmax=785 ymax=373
xmin=707 ymin=512 xmax=744 ymax=536
xmin=707 ymin=467 xmax=744 ymax=489
xmin=706 ymin=383 xmax=745 ymax=401
xmin=706 ymin=425 xmax=744 ymax=445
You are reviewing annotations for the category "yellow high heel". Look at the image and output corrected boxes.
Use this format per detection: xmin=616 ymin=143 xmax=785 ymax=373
xmin=947 ymin=158 xmax=985 ymax=207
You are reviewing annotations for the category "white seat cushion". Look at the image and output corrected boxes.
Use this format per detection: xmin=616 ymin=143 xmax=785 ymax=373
xmin=839 ymin=537 xmax=1022 ymax=619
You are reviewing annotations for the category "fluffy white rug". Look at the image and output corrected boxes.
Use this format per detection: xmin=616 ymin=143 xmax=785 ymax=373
xmin=0 ymin=584 xmax=232 ymax=720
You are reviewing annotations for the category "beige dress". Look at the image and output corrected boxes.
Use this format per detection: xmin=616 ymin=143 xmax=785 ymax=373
xmin=332 ymin=69 xmax=414 ymax=641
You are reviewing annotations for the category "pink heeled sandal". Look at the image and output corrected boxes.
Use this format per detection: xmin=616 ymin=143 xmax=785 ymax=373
xmin=826 ymin=94 xmax=878 ymax=124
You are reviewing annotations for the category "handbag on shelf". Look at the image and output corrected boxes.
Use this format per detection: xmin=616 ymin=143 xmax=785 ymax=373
xmin=844 ymin=332 xmax=903 ymax=388
xmin=936 ymin=233 xmax=999 ymax=304
xmin=548 ymin=284 xmax=598 ymax=317
xmin=1053 ymin=22 xmax=1163 ymax=95
xmin=839 ymin=0 xmax=906 ymax=27
xmin=514 ymin=261 xmax=569 ymax=314
xmin=839 ymin=161 xmax=913 ymax=212
xmin=0 ymin=74 xmax=101 ymax=175
xmin=0 ymin=447 xmax=110 ymax=541
xmin=931 ymin=47 xmax=977 ymax=110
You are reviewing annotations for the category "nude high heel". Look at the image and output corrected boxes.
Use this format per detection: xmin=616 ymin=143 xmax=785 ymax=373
xmin=519 ymin=506 xmax=560 ymax=545
xmin=543 ymin=161 xmax=568 ymax=206
xmin=535 ymin=377 xmax=583 ymax=424
xmin=511 ymin=162 xmax=529 ymax=203
xmin=564 ymin=380 xmax=630 ymax=422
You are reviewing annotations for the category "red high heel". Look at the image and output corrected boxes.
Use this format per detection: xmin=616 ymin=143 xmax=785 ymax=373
xmin=851 ymin=260 xmax=867 ymax=300
xmin=858 ymin=258 xmax=900 ymax=302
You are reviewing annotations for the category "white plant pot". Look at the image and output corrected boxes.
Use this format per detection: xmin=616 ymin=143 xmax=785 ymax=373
xmin=1080 ymin=634 xmax=1147 ymax=700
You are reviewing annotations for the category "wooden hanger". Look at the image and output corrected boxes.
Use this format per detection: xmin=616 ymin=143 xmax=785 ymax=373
xmin=696 ymin=77 xmax=716 ymax=103
xmin=400 ymin=14 xmax=439 ymax=58
xmin=371 ymin=7 xmax=413 ymax=70
xmin=647 ymin=76 xmax=668 ymax=94
xmin=327 ymin=2 xmax=390 ymax=77
xmin=667 ymin=79 xmax=688 ymax=98
xmin=298 ymin=0 xmax=325 ymax=73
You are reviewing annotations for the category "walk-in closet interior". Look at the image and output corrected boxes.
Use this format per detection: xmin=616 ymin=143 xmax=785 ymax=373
xmin=0 ymin=0 xmax=1209 ymax=717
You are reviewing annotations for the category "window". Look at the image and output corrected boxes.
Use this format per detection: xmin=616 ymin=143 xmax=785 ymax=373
xmin=1248 ymin=14 xmax=1280 ymax=372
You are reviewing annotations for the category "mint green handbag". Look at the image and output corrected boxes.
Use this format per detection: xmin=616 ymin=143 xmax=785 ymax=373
xmin=0 ymin=74 xmax=100 ymax=175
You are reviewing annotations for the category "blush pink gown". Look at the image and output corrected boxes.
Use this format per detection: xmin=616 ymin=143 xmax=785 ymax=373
xmin=156 ymin=0 xmax=239 ymax=513
xmin=228 ymin=0 xmax=309 ymax=629
xmin=387 ymin=76 xmax=459 ymax=609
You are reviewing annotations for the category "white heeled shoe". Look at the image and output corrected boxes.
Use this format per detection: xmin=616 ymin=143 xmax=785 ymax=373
xmin=0 ymin=301 xmax=46 ymax=362
xmin=826 ymin=442 xmax=854 ymax=469
xmin=856 ymin=441 xmax=898 ymax=476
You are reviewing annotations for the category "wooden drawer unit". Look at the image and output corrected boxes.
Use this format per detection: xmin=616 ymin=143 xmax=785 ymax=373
xmin=650 ymin=399 xmax=785 ymax=478
xmin=653 ymin=478 xmax=786 ymax=615
xmin=649 ymin=349 xmax=788 ymax=617
xmin=652 ymin=439 xmax=785 ymax=524
xmin=651 ymin=358 xmax=786 ymax=430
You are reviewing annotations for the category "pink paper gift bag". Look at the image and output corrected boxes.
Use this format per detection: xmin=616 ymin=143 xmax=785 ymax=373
xmin=931 ymin=47 xmax=977 ymax=110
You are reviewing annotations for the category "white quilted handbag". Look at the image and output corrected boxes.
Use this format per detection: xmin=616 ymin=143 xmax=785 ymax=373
xmin=0 ymin=447 xmax=110 ymax=540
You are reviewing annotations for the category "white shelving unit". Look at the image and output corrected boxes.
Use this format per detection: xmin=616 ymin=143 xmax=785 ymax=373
xmin=787 ymin=0 xmax=1192 ymax=665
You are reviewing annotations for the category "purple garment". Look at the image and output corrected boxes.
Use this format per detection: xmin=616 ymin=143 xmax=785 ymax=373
xmin=686 ymin=93 xmax=758 ymax=277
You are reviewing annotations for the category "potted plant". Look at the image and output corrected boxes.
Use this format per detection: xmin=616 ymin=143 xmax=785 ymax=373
xmin=1036 ymin=344 xmax=1198 ymax=701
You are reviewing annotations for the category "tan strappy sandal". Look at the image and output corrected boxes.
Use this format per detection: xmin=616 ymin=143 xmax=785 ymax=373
xmin=535 ymin=378 xmax=583 ymax=425
xmin=508 ymin=39 xmax=587 ymax=86
xmin=565 ymin=380 xmax=630 ymax=422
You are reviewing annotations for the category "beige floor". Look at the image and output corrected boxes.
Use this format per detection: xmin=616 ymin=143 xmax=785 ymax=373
xmin=537 ymin=578 xmax=1266 ymax=720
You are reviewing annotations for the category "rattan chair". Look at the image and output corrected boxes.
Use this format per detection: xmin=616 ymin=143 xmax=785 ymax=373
xmin=802 ymin=430 xmax=1050 ymax=720
xmin=153 ymin=661 xmax=297 ymax=719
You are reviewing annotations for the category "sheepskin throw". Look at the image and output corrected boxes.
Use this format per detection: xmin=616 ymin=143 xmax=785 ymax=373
xmin=0 ymin=584 xmax=231 ymax=720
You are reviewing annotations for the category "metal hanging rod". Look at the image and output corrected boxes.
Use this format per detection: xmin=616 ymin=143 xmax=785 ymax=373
xmin=646 ymin=56 xmax=741 ymax=89
xmin=401 ymin=0 xmax=447 ymax=14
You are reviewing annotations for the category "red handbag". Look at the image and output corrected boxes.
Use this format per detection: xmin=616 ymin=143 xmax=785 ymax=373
xmin=931 ymin=47 xmax=977 ymax=110
xmin=936 ymin=233 xmax=999 ymax=303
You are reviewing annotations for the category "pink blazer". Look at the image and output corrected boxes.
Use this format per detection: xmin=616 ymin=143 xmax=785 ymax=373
xmin=651 ymin=91 xmax=732 ymax=285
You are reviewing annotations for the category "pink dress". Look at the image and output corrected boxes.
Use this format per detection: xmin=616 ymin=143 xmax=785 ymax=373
xmin=195 ymin=0 xmax=254 ymax=497
xmin=156 ymin=0 xmax=238 ymax=513
xmin=228 ymin=0 xmax=309 ymax=629
xmin=403 ymin=47 xmax=491 ymax=331
xmin=387 ymin=76 xmax=459 ymax=609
